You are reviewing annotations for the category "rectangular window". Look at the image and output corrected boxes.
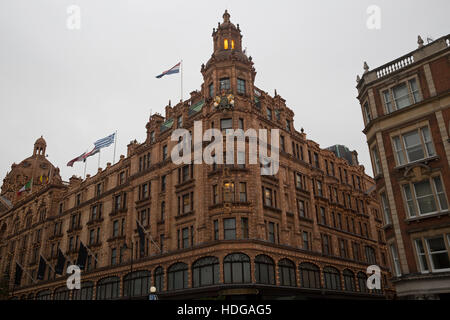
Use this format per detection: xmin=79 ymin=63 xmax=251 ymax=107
xmin=111 ymin=248 xmax=117 ymax=266
xmin=380 ymin=192 xmax=392 ymax=224
xmin=363 ymin=102 xmax=372 ymax=123
xmin=182 ymin=227 xmax=189 ymax=249
xmin=298 ymin=200 xmax=306 ymax=218
xmin=414 ymin=239 xmax=429 ymax=273
xmin=390 ymin=244 xmax=402 ymax=276
xmin=220 ymin=78 xmax=230 ymax=91
xmin=212 ymin=185 xmax=218 ymax=204
xmin=314 ymin=153 xmax=319 ymax=168
xmin=263 ymin=187 xmax=273 ymax=207
xmin=393 ymin=127 xmax=435 ymax=165
xmin=162 ymin=145 xmax=168 ymax=161
xmin=317 ymin=180 xmax=323 ymax=197
xmin=112 ymin=220 xmax=119 ymax=237
xmin=425 ymin=236 xmax=450 ymax=272
xmin=223 ymin=182 xmax=235 ymax=202
xmin=237 ymin=78 xmax=246 ymax=94
xmin=320 ymin=207 xmax=326 ymax=225
xmin=268 ymin=222 xmax=275 ymax=243
xmin=371 ymin=146 xmax=382 ymax=176
xmin=302 ymin=231 xmax=309 ymax=250
xmin=209 ymin=83 xmax=214 ymax=98
xmin=266 ymin=108 xmax=272 ymax=120
xmin=403 ymin=176 xmax=448 ymax=217
xmin=223 ymin=218 xmax=236 ymax=240
xmin=239 ymin=182 xmax=247 ymax=202
xmin=220 ymin=118 xmax=233 ymax=132
xmin=182 ymin=194 xmax=190 ymax=213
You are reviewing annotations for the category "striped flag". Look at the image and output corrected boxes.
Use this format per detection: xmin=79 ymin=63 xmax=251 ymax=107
xmin=94 ymin=133 xmax=116 ymax=150
xmin=156 ymin=62 xmax=181 ymax=78
xmin=67 ymin=152 xmax=87 ymax=167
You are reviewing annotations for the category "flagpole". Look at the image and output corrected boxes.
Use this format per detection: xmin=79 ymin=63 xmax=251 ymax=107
xmin=83 ymin=159 xmax=87 ymax=180
xmin=113 ymin=131 xmax=117 ymax=164
xmin=98 ymin=149 xmax=101 ymax=170
xmin=136 ymin=219 xmax=161 ymax=253
xmin=180 ymin=59 xmax=183 ymax=102
xmin=15 ymin=260 xmax=37 ymax=284
xmin=41 ymin=255 xmax=56 ymax=273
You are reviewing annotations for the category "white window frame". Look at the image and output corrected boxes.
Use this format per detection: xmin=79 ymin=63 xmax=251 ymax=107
xmin=424 ymin=236 xmax=450 ymax=272
xmin=414 ymin=239 xmax=429 ymax=274
xmin=380 ymin=192 xmax=392 ymax=225
xmin=402 ymin=175 xmax=449 ymax=218
xmin=389 ymin=243 xmax=402 ymax=277
xmin=381 ymin=76 xmax=422 ymax=114
xmin=392 ymin=126 xmax=436 ymax=166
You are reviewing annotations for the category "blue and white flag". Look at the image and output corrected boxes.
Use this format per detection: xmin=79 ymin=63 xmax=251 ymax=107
xmin=94 ymin=133 xmax=116 ymax=150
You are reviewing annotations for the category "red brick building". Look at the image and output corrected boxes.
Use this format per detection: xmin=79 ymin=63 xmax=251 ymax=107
xmin=356 ymin=34 xmax=450 ymax=299
xmin=0 ymin=11 xmax=391 ymax=300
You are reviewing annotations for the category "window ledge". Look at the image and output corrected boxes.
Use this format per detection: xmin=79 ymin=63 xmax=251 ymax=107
xmin=405 ymin=210 xmax=450 ymax=223
xmin=393 ymin=155 xmax=439 ymax=171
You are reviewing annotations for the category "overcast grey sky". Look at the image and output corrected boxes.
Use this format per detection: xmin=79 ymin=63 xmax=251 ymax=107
xmin=1 ymin=0 xmax=449 ymax=183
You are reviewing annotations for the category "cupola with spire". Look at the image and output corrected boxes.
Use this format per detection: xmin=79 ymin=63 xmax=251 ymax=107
xmin=202 ymin=10 xmax=256 ymax=101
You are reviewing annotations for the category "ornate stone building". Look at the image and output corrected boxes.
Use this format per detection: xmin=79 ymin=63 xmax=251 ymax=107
xmin=1 ymin=11 xmax=391 ymax=300
xmin=356 ymin=34 xmax=450 ymax=299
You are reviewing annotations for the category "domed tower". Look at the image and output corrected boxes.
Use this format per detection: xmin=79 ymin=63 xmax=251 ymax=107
xmin=201 ymin=10 xmax=256 ymax=101
xmin=0 ymin=136 xmax=62 ymax=204
xmin=33 ymin=136 xmax=47 ymax=157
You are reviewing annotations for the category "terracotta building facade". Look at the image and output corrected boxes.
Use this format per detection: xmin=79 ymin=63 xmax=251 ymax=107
xmin=356 ymin=34 xmax=450 ymax=299
xmin=0 ymin=11 xmax=391 ymax=300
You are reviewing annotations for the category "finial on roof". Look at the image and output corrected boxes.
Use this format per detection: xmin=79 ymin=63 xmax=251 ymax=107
xmin=301 ymin=128 xmax=304 ymax=133
xmin=169 ymin=99 xmax=171 ymax=106
xmin=417 ymin=35 xmax=424 ymax=48
xmin=356 ymin=75 xmax=361 ymax=83
xmin=223 ymin=9 xmax=230 ymax=23
xmin=274 ymin=89 xmax=278 ymax=96
xmin=363 ymin=61 xmax=369 ymax=74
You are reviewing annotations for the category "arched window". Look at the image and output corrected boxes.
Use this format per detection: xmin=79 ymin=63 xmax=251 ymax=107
xmin=36 ymin=290 xmax=52 ymax=300
xmin=154 ymin=267 xmax=164 ymax=292
xmin=255 ymin=255 xmax=275 ymax=285
xmin=72 ymin=281 xmax=94 ymax=300
xmin=224 ymin=39 xmax=229 ymax=50
xmin=53 ymin=286 xmax=70 ymax=300
xmin=96 ymin=276 xmax=120 ymax=300
xmin=323 ymin=266 xmax=341 ymax=290
xmin=299 ymin=262 xmax=321 ymax=288
xmin=343 ymin=269 xmax=356 ymax=292
xmin=357 ymin=272 xmax=369 ymax=293
xmin=123 ymin=270 xmax=151 ymax=298
xmin=231 ymin=40 xmax=235 ymax=49
xmin=192 ymin=257 xmax=220 ymax=287
xmin=224 ymin=253 xmax=251 ymax=284
xmin=168 ymin=262 xmax=188 ymax=290
xmin=278 ymin=258 xmax=296 ymax=287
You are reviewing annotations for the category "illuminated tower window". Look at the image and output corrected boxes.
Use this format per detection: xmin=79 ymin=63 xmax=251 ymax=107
xmin=224 ymin=39 xmax=229 ymax=50
xmin=231 ymin=40 xmax=235 ymax=49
